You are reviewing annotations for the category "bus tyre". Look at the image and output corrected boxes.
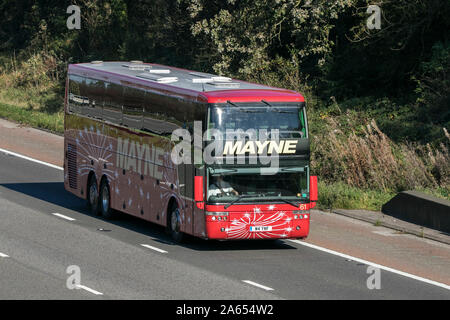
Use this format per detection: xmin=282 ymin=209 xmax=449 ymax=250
xmin=169 ymin=205 xmax=184 ymax=243
xmin=87 ymin=174 xmax=99 ymax=215
xmin=99 ymin=179 xmax=116 ymax=219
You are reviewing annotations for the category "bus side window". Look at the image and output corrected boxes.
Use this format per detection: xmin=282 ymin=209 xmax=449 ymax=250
xmin=86 ymin=78 xmax=105 ymax=120
xmin=143 ymin=91 xmax=181 ymax=135
xmin=68 ymin=75 xmax=83 ymax=114
xmin=103 ymin=82 xmax=123 ymax=125
xmin=78 ymin=77 xmax=90 ymax=116
xmin=123 ymin=86 xmax=145 ymax=130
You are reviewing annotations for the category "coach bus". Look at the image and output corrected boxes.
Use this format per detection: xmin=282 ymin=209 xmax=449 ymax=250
xmin=64 ymin=61 xmax=317 ymax=242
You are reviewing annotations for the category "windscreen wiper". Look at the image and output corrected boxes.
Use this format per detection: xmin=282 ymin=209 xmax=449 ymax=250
xmin=224 ymin=193 xmax=299 ymax=209
xmin=226 ymin=100 xmax=256 ymax=113
xmin=224 ymin=194 xmax=257 ymax=209
xmin=257 ymin=192 xmax=300 ymax=209
xmin=224 ymin=193 xmax=270 ymax=209
xmin=272 ymin=197 xmax=299 ymax=209
xmin=261 ymin=100 xmax=280 ymax=112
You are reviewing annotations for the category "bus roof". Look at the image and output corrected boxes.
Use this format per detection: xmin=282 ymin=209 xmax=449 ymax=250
xmin=69 ymin=61 xmax=305 ymax=104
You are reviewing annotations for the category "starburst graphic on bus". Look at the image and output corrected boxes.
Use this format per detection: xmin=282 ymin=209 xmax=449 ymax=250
xmin=75 ymin=126 xmax=115 ymax=182
xmin=227 ymin=210 xmax=290 ymax=239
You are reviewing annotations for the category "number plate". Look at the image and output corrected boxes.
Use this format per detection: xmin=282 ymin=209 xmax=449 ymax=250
xmin=249 ymin=226 xmax=272 ymax=232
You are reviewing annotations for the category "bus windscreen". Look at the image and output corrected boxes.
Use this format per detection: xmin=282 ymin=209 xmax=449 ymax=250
xmin=207 ymin=166 xmax=308 ymax=203
xmin=208 ymin=105 xmax=306 ymax=138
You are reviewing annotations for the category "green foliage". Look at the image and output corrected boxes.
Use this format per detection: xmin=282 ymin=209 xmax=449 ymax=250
xmin=328 ymin=0 xmax=450 ymax=98
xmin=414 ymin=42 xmax=450 ymax=141
xmin=317 ymin=181 xmax=395 ymax=211
xmin=189 ymin=0 xmax=355 ymax=79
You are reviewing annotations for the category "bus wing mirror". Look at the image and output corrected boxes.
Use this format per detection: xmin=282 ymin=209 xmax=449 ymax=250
xmin=310 ymin=176 xmax=318 ymax=202
xmin=194 ymin=176 xmax=204 ymax=202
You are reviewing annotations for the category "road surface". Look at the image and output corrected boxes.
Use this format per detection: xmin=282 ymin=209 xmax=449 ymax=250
xmin=0 ymin=149 xmax=449 ymax=299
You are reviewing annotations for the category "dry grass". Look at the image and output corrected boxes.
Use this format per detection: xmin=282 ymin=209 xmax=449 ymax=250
xmin=0 ymin=52 xmax=64 ymax=112
xmin=0 ymin=52 xmax=65 ymax=133
xmin=312 ymin=117 xmax=450 ymax=195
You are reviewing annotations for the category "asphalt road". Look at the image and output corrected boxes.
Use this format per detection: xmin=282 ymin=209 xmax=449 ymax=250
xmin=0 ymin=151 xmax=449 ymax=299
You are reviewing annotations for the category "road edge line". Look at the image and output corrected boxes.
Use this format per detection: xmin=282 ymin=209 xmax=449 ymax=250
xmin=0 ymin=147 xmax=63 ymax=171
xmin=288 ymin=239 xmax=450 ymax=291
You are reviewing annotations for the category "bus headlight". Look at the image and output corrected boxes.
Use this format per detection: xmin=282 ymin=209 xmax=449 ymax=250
xmin=206 ymin=212 xmax=229 ymax=222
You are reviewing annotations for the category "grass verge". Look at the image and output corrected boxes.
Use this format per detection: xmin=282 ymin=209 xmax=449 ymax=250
xmin=317 ymin=181 xmax=395 ymax=211
xmin=0 ymin=102 xmax=63 ymax=134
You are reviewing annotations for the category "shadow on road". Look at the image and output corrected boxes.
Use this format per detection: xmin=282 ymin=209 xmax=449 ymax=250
xmin=0 ymin=182 xmax=298 ymax=252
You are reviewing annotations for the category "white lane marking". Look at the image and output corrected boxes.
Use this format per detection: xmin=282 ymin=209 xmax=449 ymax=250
xmin=75 ymin=284 xmax=103 ymax=295
xmin=0 ymin=252 xmax=9 ymax=258
xmin=242 ymin=280 xmax=274 ymax=291
xmin=140 ymin=244 xmax=168 ymax=254
xmin=52 ymin=213 xmax=76 ymax=221
xmin=288 ymin=239 xmax=450 ymax=291
xmin=0 ymin=147 xmax=63 ymax=171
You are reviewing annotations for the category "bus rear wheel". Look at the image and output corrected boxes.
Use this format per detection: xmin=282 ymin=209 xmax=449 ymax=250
xmin=99 ymin=178 xmax=116 ymax=219
xmin=169 ymin=205 xmax=184 ymax=243
xmin=87 ymin=174 xmax=99 ymax=215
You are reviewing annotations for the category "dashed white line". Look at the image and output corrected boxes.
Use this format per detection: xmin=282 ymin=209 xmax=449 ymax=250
xmin=75 ymin=284 xmax=103 ymax=295
xmin=140 ymin=244 xmax=168 ymax=254
xmin=0 ymin=252 xmax=9 ymax=258
xmin=0 ymin=147 xmax=63 ymax=171
xmin=242 ymin=280 xmax=274 ymax=291
xmin=288 ymin=239 xmax=450 ymax=291
xmin=52 ymin=213 xmax=76 ymax=221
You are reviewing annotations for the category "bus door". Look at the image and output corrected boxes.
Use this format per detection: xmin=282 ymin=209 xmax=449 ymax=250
xmin=178 ymin=163 xmax=194 ymax=235
xmin=192 ymin=166 xmax=206 ymax=238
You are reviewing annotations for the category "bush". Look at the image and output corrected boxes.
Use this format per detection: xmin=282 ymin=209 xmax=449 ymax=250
xmin=0 ymin=52 xmax=65 ymax=114
xmin=312 ymin=116 xmax=449 ymax=193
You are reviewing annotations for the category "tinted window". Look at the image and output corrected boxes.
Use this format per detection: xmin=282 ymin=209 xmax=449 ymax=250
xmin=209 ymin=105 xmax=305 ymax=139
xmin=103 ymin=82 xmax=123 ymax=124
xmin=85 ymin=78 xmax=105 ymax=119
xmin=123 ymin=87 xmax=144 ymax=129
xmin=76 ymin=76 xmax=91 ymax=116
xmin=68 ymin=75 xmax=85 ymax=114
xmin=143 ymin=91 xmax=182 ymax=135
